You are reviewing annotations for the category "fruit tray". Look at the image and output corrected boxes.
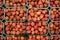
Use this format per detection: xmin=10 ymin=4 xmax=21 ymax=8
xmin=5 ymin=7 xmax=27 ymax=21
xmin=0 ymin=0 xmax=60 ymax=40
xmin=5 ymin=35 xmax=27 ymax=40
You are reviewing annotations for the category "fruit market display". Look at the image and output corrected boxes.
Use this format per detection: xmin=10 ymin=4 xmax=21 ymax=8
xmin=28 ymin=8 xmax=49 ymax=21
xmin=50 ymin=36 xmax=60 ymax=40
xmin=50 ymin=0 xmax=60 ymax=7
xmin=28 ymin=0 xmax=48 ymax=8
xmin=6 ymin=36 xmax=26 ymax=40
xmin=6 ymin=0 xmax=26 ymax=7
xmin=50 ymin=22 xmax=60 ymax=34
xmin=0 ymin=0 xmax=60 ymax=40
xmin=28 ymin=35 xmax=48 ymax=40
xmin=5 ymin=22 xmax=26 ymax=35
xmin=0 ymin=8 xmax=4 ymax=20
xmin=50 ymin=8 xmax=60 ymax=21
xmin=5 ymin=8 xmax=26 ymax=21
xmin=0 ymin=22 xmax=3 ymax=34
xmin=26 ymin=22 xmax=48 ymax=34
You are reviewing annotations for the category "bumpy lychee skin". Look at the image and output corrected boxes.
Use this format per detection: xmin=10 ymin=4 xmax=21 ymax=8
xmin=26 ymin=22 xmax=48 ymax=35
